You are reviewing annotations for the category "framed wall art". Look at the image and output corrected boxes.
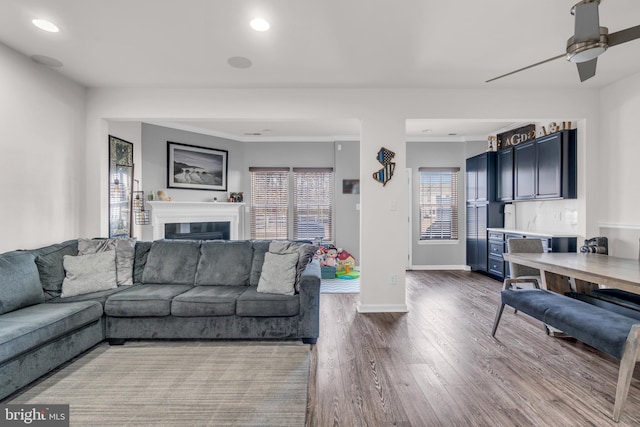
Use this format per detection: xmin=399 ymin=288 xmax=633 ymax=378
xmin=167 ymin=141 xmax=228 ymax=191
xmin=342 ymin=179 xmax=360 ymax=194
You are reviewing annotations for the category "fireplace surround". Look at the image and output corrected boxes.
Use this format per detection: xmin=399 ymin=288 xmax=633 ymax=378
xmin=148 ymin=201 xmax=245 ymax=240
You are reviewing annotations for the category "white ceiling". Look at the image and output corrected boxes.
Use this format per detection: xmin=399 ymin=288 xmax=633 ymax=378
xmin=2 ymin=0 xmax=639 ymax=139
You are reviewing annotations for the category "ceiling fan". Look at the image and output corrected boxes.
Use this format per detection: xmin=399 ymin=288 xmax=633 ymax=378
xmin=487 ymin=0 xmax=640 ymax=83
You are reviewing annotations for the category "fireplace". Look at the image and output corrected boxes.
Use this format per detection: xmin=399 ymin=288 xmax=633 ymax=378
xmin=165 ymin=221 xmax=231 ymax=240
xmin=148 ymin=202 xmax=245 ymax=241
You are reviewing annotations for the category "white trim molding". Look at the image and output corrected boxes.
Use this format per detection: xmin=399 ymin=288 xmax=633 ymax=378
xmin=599 ymin=223 xmax=640 ymax=230
xmin=410 ymin=265 xmax=471 ymax=271
xmin=356 ymin=303 xmax=409 ymax=313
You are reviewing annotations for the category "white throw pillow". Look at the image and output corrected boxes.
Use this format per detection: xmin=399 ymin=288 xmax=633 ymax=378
xmin=61 ymin=251 xmax=118 ymax=298
xmin=257 ymin=252 xmax=299 ymax=296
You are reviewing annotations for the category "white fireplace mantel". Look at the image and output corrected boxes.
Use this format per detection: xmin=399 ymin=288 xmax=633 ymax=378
xmin=148 ymin=201 xmax=245 ymax=240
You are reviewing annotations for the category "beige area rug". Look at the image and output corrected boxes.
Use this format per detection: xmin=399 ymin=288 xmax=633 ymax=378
xmin=7 ymin=341 xmax=310 ymax=426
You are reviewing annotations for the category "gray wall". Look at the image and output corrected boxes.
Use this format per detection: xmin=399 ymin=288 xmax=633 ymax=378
xmin=243 ymin=140 xmax=361 ymax=261
xmin=141 ymin=123 xmax=245 ymax=203
xmin=140 ymin=122 xmax=482 ymax=267
xmin=141 ymin=124 xmax=361 ymax=260
xmin=407 ymin=140 xmax=486 ymax=268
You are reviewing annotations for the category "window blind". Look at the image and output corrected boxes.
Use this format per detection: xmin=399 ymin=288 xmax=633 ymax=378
xmin=249 ymin=167 xmax=290 ymax=239
xmin=418 ymin=167 xmax=459 ymax=240
xmin=293 ymin=168 xmax=334 ymax=241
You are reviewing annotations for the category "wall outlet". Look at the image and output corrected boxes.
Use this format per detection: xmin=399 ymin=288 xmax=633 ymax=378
xmin=389 ymin=273 xmax=397 ymax=286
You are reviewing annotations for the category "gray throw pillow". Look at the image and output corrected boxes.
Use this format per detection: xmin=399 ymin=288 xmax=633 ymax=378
xmin=268 ymin=241 xmax=317 ymax=292
xmin=133 ymin=241 xmax=153 ymax=284
xmin=0 ymin=251 xmax=45 ymax=315
xmin=61 ymin=251 xmax=118 ymax=298
xmin=257 ymin=252 xmax=299 ymax=296
xmin=78 ymin=238 xmax=136 ymax=286
xmin=34 ymin=240 xmax=78 ymax=299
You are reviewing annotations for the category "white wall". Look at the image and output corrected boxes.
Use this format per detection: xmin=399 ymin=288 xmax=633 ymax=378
xmin=598 ymin=72 xmax=640 ymax=259
xmin=0 ymin=43 xmax=86 ymax=253
xmin=84 ymin=87 xmax=600 ymax=312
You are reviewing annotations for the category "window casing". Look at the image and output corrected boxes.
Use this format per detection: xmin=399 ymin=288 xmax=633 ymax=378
xmin=419 ymin=168 xmax=459 ymax=240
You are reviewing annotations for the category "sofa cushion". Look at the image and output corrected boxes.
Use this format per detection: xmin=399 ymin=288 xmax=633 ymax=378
xmin=171 ymin=286 xmax=246 ymax=317
xmin=104 ymin=284 xmax=192 ymax=317
xmin=33 ymin=240 xmax=78 ymax=300
xmin=47 ymin=287 xmax=130 ymax=307
xmin=195 ymin=241 xmax=253 ymax=286
xmin=0 ymin=301 xmax=102 ymax=365
xmin=236 ymin=286 xmax=300 ymax=317
xmin=249 ymin=241 xmax=271 ymax=286
xmin=257 ymin=252 xmax=298 ymax=296
xmin=78 ymin=238 xmax=136 ymax=286
xmin=0 ymin=251 xmax=45 ymax=315
xmin=141 ymin=240 xmax=201 ymax=285
xmin=133 ymin=241 xmax=152 ymax=283
xmin=61 ymin=251 xmax=118 ymax=298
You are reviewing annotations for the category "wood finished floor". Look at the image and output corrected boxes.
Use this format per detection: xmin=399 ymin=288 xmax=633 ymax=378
xmin=306 ymin=270 xmax=640 ymax=426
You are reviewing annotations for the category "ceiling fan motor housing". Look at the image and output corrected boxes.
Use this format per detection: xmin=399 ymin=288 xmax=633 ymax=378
xmin=566 ymin=26 xmax=609 ymax=63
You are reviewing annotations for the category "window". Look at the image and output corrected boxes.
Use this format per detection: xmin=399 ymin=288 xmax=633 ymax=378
xmin=293 ymin=168 xmax=333 ymax=241
xmin=419 ymin=167 xmax=459 ymax=240
xmin=250 ymin=167 xmax=289 ymax=239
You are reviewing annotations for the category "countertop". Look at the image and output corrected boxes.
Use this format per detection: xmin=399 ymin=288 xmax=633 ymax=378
xmin=487 ymin=228 xmax=579 ymax=238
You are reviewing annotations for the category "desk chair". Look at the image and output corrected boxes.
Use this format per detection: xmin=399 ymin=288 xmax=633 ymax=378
xmin=491 ymin=238 xmax=545 ymax=337
xmin=504 ymin=238 xmax=543 ymax=292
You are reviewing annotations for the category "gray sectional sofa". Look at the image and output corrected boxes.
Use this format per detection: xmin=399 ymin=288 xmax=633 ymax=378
xmin=0 ymin=238 xmax=321 ymax=400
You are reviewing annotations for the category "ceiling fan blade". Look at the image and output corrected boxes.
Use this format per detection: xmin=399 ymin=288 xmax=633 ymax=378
xmin=608 ymin=25 xmax=640 ymax=47
xmin=574 ymin=1 xmax=600 ymax=42
xmin=485 ymin=53 xmax=565 ymax=83
xmin=577 ymin=57 xmax=598 ymax=81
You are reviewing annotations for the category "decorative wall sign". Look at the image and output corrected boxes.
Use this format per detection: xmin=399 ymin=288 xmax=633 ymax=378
xmin=496 ymin=124 xmax=536 ymax=150
xmin=372 ymin=147 xmax=395 ymax=186
xmin=167 ymin=141 xmax=228 ymax=191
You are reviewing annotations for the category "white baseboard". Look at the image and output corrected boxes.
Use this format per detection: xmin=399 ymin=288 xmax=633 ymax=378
xmin=356 ymin=303 xmax=409 ymax=313
xmin=409 ymin=265 xmax=471 ymax=271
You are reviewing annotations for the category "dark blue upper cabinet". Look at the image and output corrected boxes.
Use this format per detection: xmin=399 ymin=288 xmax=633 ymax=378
xmin=496 ymin=147 xmax=514 ymax=201
xmin=466 ymin=152 xmax=495 ymax=202
xmin=514 ymin=140 xmax=536 ymax=200
xmin=513 ymin=129 xmax=576 ymax=200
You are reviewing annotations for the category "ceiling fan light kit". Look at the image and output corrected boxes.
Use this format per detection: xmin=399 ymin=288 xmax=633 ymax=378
xmin=487 ymin=0 xmax=640 ymax=83
xmin=566 ymin=27 xmax=608 ymax=63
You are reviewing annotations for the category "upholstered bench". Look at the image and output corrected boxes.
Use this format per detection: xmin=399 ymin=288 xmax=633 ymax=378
xmin=592 ymin=288 xmax=640 ymax=312
xmin=492 ymin=288 xmax=640 ymax=422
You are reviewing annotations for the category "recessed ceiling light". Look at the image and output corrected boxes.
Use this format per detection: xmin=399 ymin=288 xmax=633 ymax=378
xmin=32 ymin=19 xmax=59 ymax=33
xmin=250 ymin=17 xmax=270 ymax=32
xmin=227 ymin=56 xmax=252 ymax=69
xmin=448 ymin=133 xmax=457 ymax=136
xmin=421 ymin=129 xmax=432 ymax=133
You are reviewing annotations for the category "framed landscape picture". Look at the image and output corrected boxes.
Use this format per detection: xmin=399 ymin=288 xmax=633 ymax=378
xmin=167 ymin=141 xmax=228 ymax=191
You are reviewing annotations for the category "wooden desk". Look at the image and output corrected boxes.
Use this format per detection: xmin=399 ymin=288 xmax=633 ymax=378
xmin=503 ymin=252 xmax=640 ymax=295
